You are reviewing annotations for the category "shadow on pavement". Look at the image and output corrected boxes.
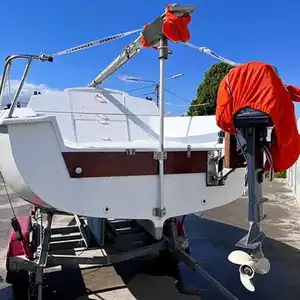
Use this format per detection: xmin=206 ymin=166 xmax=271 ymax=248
xmin=114 ymin=215 xmax=300 ymax=300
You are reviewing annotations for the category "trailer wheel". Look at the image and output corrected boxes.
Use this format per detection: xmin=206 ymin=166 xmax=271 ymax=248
xmin=160 ymin=217 xmax=190 ymax=266
xmin=159 ymin=248 xmax=180 ymax=266
xmin=10 ymin=270 xmax=28 ymax=300
xmin=10 ymin=270 xmax=36 ymax=300
xmin=159 ymin=245 xmax=191 ymax=265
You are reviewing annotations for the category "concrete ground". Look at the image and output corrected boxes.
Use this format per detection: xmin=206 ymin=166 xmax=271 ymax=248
xmin=0 ymin=178 xmax=299 ymax=299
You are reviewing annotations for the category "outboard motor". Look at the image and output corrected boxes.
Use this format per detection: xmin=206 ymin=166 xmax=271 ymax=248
xmin=228 ymin=107 xmax=272 ymax=292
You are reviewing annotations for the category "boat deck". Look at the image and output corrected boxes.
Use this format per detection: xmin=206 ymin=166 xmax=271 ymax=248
xmin=0 ymin=178 xmax=299 ymax=299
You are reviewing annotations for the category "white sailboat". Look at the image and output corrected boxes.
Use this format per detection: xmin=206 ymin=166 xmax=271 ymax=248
xmin=0 ymin=4 xmax=273 ymax=296
xmin=0 ymin=4 xmax=247 ymax=240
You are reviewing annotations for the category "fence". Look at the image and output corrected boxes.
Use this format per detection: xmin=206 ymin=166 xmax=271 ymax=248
xmin=287 ymin=118 xmax=300 ymax=203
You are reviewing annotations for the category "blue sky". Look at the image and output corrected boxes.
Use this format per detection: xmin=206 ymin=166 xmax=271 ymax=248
xmin=1 ymin=0 xmax=300 ymax=115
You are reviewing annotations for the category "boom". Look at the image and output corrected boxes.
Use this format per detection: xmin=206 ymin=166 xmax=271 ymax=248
xmin=88 ymin=35 xmax=142 ymax=87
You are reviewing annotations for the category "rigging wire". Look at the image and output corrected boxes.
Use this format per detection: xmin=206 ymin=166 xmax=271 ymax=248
xmin=0 ymin=172 xmax=17 ymax=219
xmin=124 ymin=84 xmax=155 ymax=93
xmin=47 ymin=25 xmax=238 ymax=67
xmin=164 ymin=88 xmax=212 ymax=107
xmin=183 ymin=42 xmax=239 ymax=66
xmin=51 ymin=28 xmax=142 ymax=57
xmin=166 ymin=102 xmax=210 ymax=107
xmin=164 ymin=88 xmax=191 ymax=103
xmin=138 ymin=92 xmax=155 ymax=97
xmin=132 ymin=87 xmax=213 ymax=107
xmin=132 ymin=87 xmax=211 ymax=107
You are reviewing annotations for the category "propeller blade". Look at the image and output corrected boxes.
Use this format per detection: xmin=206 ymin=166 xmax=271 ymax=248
xmin=240 ymin=273 xmax=255 ymax=292
xmin=255 ymin=257 xmax=271 ymax=275
xmin=228 ymin=250 xmax=252 ymax=265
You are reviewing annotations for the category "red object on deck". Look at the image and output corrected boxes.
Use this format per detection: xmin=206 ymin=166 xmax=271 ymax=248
xmin=162 ymin=4 xmax=191 ymax=43
xmin=7 ymin=216 xmax=33 ymax=261
xmin=141 ymin=4 xmax=192 ymax=48
xmin=216 ymin=61 xmax=300 ymax=172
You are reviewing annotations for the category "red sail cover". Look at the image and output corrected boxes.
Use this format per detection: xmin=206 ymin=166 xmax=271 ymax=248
xmin=216 ymin=61 xmax=300 ymax=172
xmin=141 ymin=4 xmax=191 ymax=48
xmin=162 ymin=4 xmax=191 ymax=43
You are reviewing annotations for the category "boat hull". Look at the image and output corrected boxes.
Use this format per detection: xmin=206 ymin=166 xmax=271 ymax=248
xmin=0 ymin=114 xmax=246 ymax=239
xmin=0 ymin=126 xmax=55 ymax=211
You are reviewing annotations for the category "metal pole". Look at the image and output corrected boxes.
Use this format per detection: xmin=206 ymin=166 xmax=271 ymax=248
xmin=157 ymin=36 xmax=168 ymax=215
xmin=0 ymin=55 xmax=41 ymax=108
xmin=36 ymin=212 xmax=53 ymax=300
xmin=155 ymin=83 xmax=159 ymax=107
xmin=7 ymin=57 xmax=33 ymax=118
xmin=0 ymin=61 xmax=11 ymax=107
xmin=177 ymin=250 xmax=239 ymax=300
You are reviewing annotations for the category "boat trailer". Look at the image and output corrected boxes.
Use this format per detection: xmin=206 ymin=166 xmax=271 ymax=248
xmin=6 ymin=206 xmax=243 ymax=300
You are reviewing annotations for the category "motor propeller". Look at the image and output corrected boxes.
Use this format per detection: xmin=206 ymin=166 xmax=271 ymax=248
xmin=228 ymin=250 xmax=270 ymax=292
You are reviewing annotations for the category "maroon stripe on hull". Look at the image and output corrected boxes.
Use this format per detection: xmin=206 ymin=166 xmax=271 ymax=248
xmin=62 ymin=151 xmax=208 ymax=178
xmin=164 ymin=151 xmax=207 ymax=174
xmin=224 ymin=133 xmax=245 ymax=169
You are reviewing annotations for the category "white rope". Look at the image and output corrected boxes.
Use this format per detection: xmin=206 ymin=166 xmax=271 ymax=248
xmin=183 ymin=42 xmax=239 ymax=66
xmin=52 ymin=28 xmax=142 ymax=57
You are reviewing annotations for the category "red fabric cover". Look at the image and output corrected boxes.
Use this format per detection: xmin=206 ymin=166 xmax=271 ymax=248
xmin=141 ymin=4 xmax=191 ymax=48
xmin=162 ymin=4 xmax=191 ymax=43
xmin=216 ymin=61 xmax=300 ymax=172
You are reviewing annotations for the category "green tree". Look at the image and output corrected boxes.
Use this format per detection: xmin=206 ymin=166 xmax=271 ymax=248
xmin=188 ymin=62 xmax=234 ymax=116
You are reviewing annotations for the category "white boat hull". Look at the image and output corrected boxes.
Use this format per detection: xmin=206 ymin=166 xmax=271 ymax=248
xmin=0 ymin=125 xmax=54 ymax=210
xmin=0 ymin=114 xmax=246 ymax=239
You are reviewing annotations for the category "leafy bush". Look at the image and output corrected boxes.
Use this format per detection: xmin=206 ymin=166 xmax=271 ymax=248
xmin=265 ymin=170 xmax=286 ymax=179
xmin=276 ymin=170 xmax=287 ymax=178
